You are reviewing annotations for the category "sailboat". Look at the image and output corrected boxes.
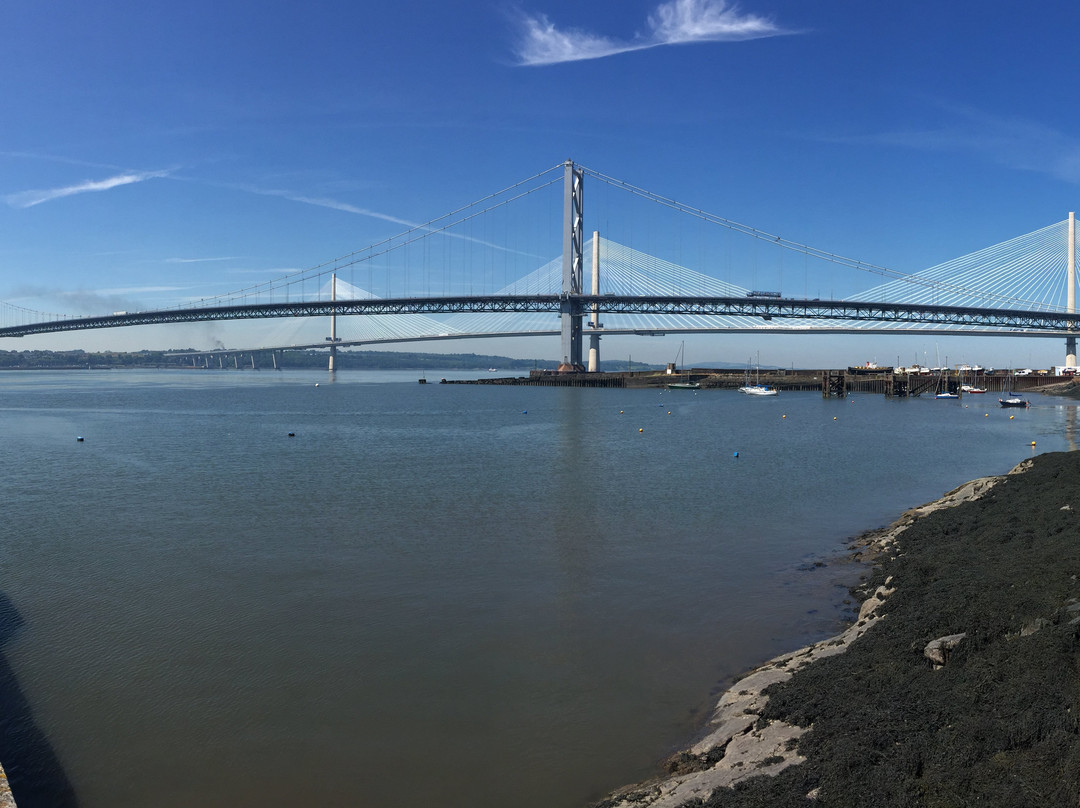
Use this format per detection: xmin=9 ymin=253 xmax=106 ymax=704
xmin=998 ymin=369 xmax=1028 ymax=408
xmin=959 ymin=367 xmax=986 ymax=394
xmin=934 ymin=372 xmax=959 ymax=399
xmin=738 ymin=356 xmax=778 ymax=396
xmin=933 ymin=350 xmax=958 ymax=398
xmin=998 ymin=394 xmax=1028 ymax=408
xmin=668 ymin=342 xmax=700 ymax=389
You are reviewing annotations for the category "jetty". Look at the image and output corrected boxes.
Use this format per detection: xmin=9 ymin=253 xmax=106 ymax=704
xmin=441 ymin=367 xmax=1049 ymax=397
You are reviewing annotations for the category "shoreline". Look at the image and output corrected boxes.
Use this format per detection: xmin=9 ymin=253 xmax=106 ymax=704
xmin=594 ymin=454 xmax=1062 ymax=807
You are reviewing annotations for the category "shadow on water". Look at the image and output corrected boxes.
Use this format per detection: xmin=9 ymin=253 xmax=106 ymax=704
xmin=0 ymin=591 xmax=78 ymax=808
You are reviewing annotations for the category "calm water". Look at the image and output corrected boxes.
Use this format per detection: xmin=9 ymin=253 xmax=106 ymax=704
xmin=0 ymin=369 xmax=1076 ymax=807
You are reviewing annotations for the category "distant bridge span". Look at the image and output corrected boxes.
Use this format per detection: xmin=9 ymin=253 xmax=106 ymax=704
xmin=164 ymin=324 xmax=1071 ymax=362
xmin=3 ymin=294 xmax=1080 ymax=340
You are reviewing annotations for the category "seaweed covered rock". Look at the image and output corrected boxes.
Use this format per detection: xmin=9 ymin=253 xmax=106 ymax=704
xmin=595 ymin=452 xmax=1080 ymax=808
xmin=720 ymin=451 xmax=1080 ymax=807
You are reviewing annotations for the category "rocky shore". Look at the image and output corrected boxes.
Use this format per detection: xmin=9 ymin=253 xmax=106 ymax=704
xmin=595 ymin=450 xmax=1080 ymax=807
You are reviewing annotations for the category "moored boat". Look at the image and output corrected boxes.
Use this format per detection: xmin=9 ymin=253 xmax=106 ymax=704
xmin=738 ymin=354 xmax=779 ymax=396
xmin=739 ymin=384 xmax=778 ymax=396
xmin=667 ymin=341 xmax=700 ymax=389
xmin=999 ymin=394 xmax=1028 ymax=408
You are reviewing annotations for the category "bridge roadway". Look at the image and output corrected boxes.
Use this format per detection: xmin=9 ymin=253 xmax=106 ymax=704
xmin=3 ymin=294 xmax=1080 ymax=339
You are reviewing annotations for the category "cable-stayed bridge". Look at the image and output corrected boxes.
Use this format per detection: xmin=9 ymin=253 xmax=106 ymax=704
xmin=3 ymin=161 xmax=1080 ymax=369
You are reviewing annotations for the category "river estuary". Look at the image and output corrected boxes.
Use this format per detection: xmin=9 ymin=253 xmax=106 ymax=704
xmin=0 ymin=370 xmax=1075 ymax=807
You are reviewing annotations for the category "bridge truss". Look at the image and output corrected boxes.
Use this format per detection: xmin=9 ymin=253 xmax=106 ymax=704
xmin=2 ymin=294 xmax=1079 ymax=340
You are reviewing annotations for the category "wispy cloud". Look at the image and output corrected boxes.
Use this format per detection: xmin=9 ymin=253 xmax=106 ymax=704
xmin=165 ymin=256 xmax=242 ymax=264
xmin=513 ymin=0 xmax=788 ymax=66
xmin=219 ymin=181 xmax=539 ymax=257
xmin=5 ymin=169 xmax=172 ymax=209
xmin=263 ymin=190 xmax=417 ymax=228
xmin=93 ymin=285 xmax=190 ymax=296
xmin=226 ymin=267 xmax=302 ymax=275
xmin=251 ymin=188 xmax=527 ymax=253
xmin=819 ymin=104 xmax=1080 ymax=186
xmin=0 ymin=150 xmax=127 ymax=171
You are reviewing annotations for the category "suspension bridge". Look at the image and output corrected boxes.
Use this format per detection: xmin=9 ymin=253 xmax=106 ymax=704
xmin=3 ymin=160 xmax=1080 ymax=370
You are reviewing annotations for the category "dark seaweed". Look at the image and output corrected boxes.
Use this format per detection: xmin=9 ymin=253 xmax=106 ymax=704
xmin=697 ymin=451 xmax=1080 ymax=808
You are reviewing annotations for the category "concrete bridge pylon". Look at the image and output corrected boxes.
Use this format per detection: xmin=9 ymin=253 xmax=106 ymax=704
xmin=327 ymin=272 xmax=341 ymax=372
xmin=588 ymin=230 xmax=601 ymax=372
xmin=1068 ymin=212 xmax=1076 ymax=368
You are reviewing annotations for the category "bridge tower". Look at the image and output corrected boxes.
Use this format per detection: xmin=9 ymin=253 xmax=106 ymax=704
xmin=1068 ymin=212 xmax=1076 ymax=368
xmin=588 ymin=230 xmax=601 ymax=372
xmin=559 ymin=160 xmax=585 ymax=371
xmin=327 ymin=273 xmax=341 ymax=372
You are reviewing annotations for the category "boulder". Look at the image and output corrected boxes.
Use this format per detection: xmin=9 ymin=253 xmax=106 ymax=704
xmin=924 ymin=633 xmax=966 ymax=669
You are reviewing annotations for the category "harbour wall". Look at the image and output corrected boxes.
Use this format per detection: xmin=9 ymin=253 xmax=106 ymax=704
xmin=440 ymin=368 xmax=1053 ymax=395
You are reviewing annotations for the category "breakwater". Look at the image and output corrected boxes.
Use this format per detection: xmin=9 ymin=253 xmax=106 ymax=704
xmin=441 ymin=368 xmax=1051 ymax=396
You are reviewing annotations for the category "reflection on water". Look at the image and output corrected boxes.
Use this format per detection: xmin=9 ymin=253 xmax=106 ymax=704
xmin=0 ymin=592 xmax=77 ymax=808
xmin=1 ymin=370 xmax=1079 ymax=807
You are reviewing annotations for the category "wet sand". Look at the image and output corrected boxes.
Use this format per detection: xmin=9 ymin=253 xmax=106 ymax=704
xmin=597 ymin=450 xmax=1080 ymax=807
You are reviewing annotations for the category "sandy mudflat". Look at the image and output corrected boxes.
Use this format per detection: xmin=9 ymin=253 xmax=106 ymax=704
xmin=596 ymin=451 xmax=1080 ymax=808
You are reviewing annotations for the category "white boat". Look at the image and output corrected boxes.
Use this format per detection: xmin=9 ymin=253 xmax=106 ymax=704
xmin=933 ymin=364 xmax=958 ymax=399
xmin=739 ymin=384 xmax=778 ymax=396
xmin=998 ymin=370 xmax=1028 ymax=408
xmin=999 ymin=394 xmax=1028 ymax=408
xmin=738 ymin=356 xmax=778 ymax=396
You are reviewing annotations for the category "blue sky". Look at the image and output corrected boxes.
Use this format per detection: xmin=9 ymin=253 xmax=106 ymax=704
xmin=3 ymin=0 xmax=1079 ymax=368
